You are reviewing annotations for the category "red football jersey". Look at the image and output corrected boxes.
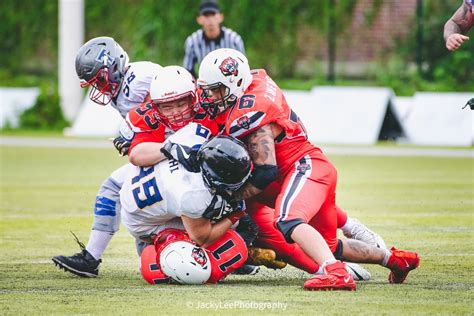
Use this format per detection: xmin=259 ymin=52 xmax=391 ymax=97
xmin=126 ymin=99 xmax=222 ymax=153
xmin=223 ymin=69 xmax=317 ymax=175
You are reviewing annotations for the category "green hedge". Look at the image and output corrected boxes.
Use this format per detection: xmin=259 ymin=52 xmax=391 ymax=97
xmin=1 ymin=0 xmax=473 ymax=90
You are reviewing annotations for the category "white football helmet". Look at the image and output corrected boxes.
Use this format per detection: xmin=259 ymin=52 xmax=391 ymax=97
xmin=197 ymin=48 xmax=253 ymax=118
xmin=150 ymin=66 xmax=197 ymax=130
xmin=159 ymin=241 xmax=211 ymax=284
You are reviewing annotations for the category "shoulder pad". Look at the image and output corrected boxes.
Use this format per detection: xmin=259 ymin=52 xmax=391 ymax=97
xmin=127 ymin=102 xmax=160 ymax=132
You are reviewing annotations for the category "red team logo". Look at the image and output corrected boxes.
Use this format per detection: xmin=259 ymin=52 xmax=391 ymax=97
xmin=219 ymin=57 xmax=239 ymax=76
xmin=192 ymin=247 xmax=208 ymax=266
xmin=297 ymin=163 xmax=311 ymax=174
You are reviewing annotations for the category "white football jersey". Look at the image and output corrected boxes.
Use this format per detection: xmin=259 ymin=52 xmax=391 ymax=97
xmin=112 ymin=61 xmax=162 ymax=117
xmin=120 ymin=161 xmax=230 ymax=238
xmin=119 ymin=122 xmax=233 ymax=238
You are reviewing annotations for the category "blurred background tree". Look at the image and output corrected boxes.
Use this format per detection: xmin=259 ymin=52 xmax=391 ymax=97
xmin=1 ymin=0 xmax=472 ymax=95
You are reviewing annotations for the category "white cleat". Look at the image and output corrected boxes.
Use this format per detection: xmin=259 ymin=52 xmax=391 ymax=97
xmin=343 ymin=219 xmax=387 ymax=249
xmin=345 ymin=262 xmax=371 ymax=281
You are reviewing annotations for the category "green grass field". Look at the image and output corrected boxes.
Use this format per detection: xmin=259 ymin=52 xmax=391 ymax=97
xmin=0 ymin=143 xmax=473 ymax=315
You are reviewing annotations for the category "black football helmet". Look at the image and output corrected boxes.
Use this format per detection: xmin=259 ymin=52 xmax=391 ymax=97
xmin=198 ymin=135 xmax=253 ymax=193
xmin=75 ymin=36 xmax=129 ymax=105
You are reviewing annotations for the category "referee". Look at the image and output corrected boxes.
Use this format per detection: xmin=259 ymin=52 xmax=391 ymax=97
xmin=183 ymin=0 xmax=245 ymax=78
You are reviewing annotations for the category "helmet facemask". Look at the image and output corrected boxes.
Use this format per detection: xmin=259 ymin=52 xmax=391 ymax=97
xmin=152 ymin=92 xmax=196 ymax=131
xmin=80 ymin=66 xmax=122 ymax=105
xmin=199 ymin=82 xmax=238 ymax=119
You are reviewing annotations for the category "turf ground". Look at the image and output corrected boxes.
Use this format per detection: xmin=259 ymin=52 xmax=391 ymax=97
xmin=0 ymin=142 xmax=473 ymax=315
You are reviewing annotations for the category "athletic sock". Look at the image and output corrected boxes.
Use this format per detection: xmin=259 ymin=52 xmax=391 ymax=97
xmin=341 ymin=217 xmax=357 ymax=235
xmin=86 ymin=230 xmax=114 ymax=260
xmin=382 ymin=249 xmax=392 ymax=266
xmin=321 ymin=258 xmax=338 ymax=270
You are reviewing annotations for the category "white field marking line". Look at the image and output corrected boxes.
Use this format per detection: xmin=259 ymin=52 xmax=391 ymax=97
xmin=2 ymin=136 xmax=473 ymax=158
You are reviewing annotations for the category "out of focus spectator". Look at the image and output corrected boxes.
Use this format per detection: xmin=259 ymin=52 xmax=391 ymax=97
xmin=444 ymin=0 xmax=473 ymax=51
xmin=183 ymin=0 xmax=245 ymax=77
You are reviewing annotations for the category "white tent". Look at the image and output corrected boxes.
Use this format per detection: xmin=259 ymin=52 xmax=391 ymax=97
xmin=64 ymin=97 xmax=122 ymax=137
xmin=0 ymin=88 xmax=40 ymax=128
xmin=284 ymin=86 xmax=400 ymax=145
xmin=401 ymin=92 xmax=473 ymax=146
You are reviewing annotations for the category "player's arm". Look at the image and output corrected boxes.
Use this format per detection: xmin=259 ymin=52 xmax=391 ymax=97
xmin=233 ymin=123 xmax=280 ymax=201
xmin=181 ymin=216 xmax=234 ymax=248
xmin=128 ymin=138 xmax=167 ymax=167
xmin=444 ymin=2 xmax=473 ymax=51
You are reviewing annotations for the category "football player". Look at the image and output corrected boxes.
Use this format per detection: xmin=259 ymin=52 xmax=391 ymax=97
xmin=120 ymin=131 xmax=252 ymax=284
xmin=52 ymin=37 xmax=162 ymax=277
xmin=122 ymin=65 xmax=269 ymax=275
xmin=196 ymin=48 xmax=420 ymax=291
xmin=126 ymin=65 xmax=376 ymax=281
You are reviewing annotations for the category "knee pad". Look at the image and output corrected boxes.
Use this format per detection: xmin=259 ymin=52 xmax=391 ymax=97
xmin=276 ymin=218 xmax=305 ymax=243
xmin=92 ymin=176 xmax=122 ymax=233
xmin=333 ymin=239 xmax=344 ymax=260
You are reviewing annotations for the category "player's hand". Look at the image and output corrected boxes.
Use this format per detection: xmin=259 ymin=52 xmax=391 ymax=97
xmin=446 ymin=33 xmax=470 ymax=51
xmin=111 ymin=136 xmax=131 ymax=156
xmin=235 ymin=213 xmax=259 ymax=245
xmin=226 ymin=209 xmax=247 ymax=225
xmin=160 ymin=142 xmax=200 ymax=172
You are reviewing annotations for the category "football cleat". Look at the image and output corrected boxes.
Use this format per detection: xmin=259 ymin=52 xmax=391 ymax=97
xmin=343 ymin=219 xmax=387 ymax=249
xmin=233 ymin=264 xmax=260 ymax=275
xmin=345 ymin=262 xmax=371 ymax=281
xmin=248 ymin=247 xmax=287 ymax=269
xmin=52 ymin=232 xmax=101 ymax=278
xmin=386 ymin=247 xmax=420 ymax=284
xmin=304 ymin=261 xmax=356 ymax=291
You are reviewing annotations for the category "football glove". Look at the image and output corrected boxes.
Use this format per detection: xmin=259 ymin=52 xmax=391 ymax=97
xmin=235 ymin=214 xmax=259 ymax=246
xmin=462 ymin=98 xmax=474 ymax=110
xmin=160 ymin=142 xmax=200 ymax=172
xmin=111 ymin=136 xmax=131 ymax=156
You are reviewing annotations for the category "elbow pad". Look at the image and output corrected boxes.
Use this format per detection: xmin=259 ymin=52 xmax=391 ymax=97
xmin=248 ymin=164 xmax=278 ymax=190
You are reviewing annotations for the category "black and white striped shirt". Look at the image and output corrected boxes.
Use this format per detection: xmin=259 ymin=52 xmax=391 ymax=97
xmin=183 ymin=26 xmax=245 ymax=77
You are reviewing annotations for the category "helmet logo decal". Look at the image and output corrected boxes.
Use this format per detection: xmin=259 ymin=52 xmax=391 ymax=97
xmin=192 ymin=247 xmax=208 ymax=267
xmin=219 ymin=57 xmax=239 ymax=77
xmin=95 ymin=48 xmax=114 ymax=66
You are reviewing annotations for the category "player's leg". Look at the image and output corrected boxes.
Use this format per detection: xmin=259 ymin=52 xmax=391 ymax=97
xmin=337 ymin=239 xmax=420 ymax=283
xmin=250 ymin=202 xmax=318 ymax=273
xmin=337 ymin=205 xmax=386 ymax=249
xmin=275 ymin=154 xmax=355 ymax=291
xmin=52 ymin=164 xmax=131 ymax=277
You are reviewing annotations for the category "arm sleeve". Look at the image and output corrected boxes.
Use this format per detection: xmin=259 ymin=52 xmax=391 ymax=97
xmin=180 ymin=190 xmax=213 ymax=219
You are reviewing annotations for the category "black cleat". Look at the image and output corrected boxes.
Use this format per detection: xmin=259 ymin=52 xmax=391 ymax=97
xmin=52 ymin=232 xmax=101 ymax=278
xmin=232 ymin=264 xmax=260 ymax=275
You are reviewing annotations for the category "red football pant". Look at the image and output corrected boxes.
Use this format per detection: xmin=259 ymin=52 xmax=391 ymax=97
xmin=248 ymin=201 xmax=319 ymax=274
xmin=274 ymin=150 xmax=339 ymax=252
